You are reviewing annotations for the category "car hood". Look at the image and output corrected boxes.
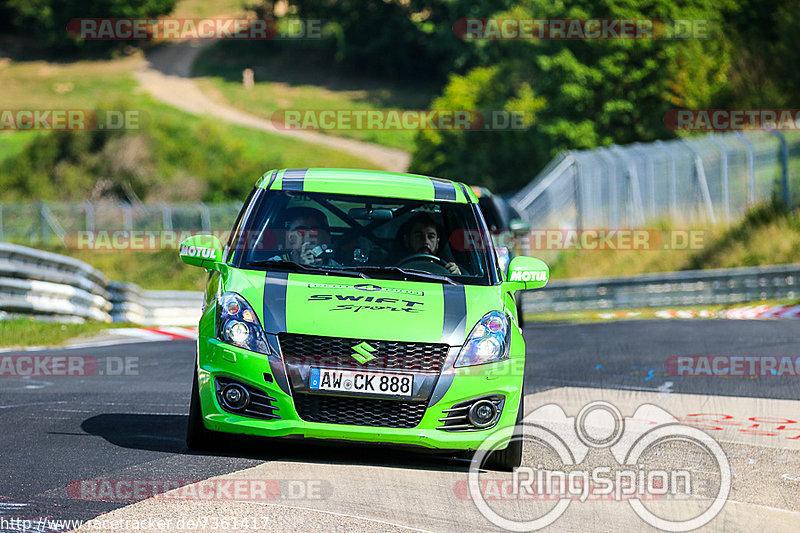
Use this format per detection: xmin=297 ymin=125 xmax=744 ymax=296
xmin=225 ymin=270 xmax=504 ymax=345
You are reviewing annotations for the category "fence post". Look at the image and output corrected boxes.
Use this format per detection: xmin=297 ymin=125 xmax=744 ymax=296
xmin=655 ymin=140 xmax=679 ymax=221
xmin=199 ymin=203 xmax=211 ymax=233
xmin=123 ymin=204 xmax=132 ymax=231
xmin=573 ymin=154 xmax=584 ymax=231
xmin=40 ymin=201 xmax=49 ymax=245
xmin=644 ymin=147 xmax=656 ymax=218
xmin=598 ymin=149 xmax=619 ymax=227
xmin=610 ymin=145 xmax=645 ymax=226
xmin=161 ymin=203 xmax=173 ymax=231
xmin=768 ymin=130 xmax=790 ymax=208
xmin=682 ymin=139 xmax=717 ymax=225
xmin=83 ymin=200 xmax=95 ymax=231
xmin=0 ymin=204 xmax=3 ymax=242
xmin=708 ymin=135 xmax=731 ymax=223
xmin=735 ymin=132 xmax=756 ymax=205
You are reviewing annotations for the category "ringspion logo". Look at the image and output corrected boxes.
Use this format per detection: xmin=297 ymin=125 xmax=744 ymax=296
xmin=467 ymin=401 xmax=730 ymax=531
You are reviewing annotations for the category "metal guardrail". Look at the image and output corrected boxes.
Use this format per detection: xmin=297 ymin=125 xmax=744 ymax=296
xmin=3 ymin=244 xmax=798 ymax=323
xmin=0 ymin=244 xmax=202 ymax=325
xmin=523 ymin=263 xmax=800 ymax=313
xmin=0 ymin=244 xmax=112 ymax=322
xmin=108 ymin=282 xmax=202 ymax=326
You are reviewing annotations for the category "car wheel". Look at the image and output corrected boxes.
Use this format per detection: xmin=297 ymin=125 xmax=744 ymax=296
xmin=484 ymin=393 xmax=524 ymax=472
xmin=186 ymin=366 xmax=226 ymax=452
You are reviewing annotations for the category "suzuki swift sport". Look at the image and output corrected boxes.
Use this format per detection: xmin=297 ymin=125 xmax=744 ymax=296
xmin=180 ymin=168 xmax=549 ymax=470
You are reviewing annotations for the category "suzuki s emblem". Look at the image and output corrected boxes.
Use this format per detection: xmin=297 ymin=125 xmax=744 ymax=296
xmin=351 ymin=341 xmax=377 ymax=364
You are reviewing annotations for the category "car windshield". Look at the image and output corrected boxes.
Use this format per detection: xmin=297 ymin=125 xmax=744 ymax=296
xmin=230 ymin=189 xmax=497 ymax=285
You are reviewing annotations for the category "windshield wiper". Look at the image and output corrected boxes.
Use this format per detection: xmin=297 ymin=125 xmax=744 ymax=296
xmin=245 ymin=260 xmax=369 ymax=278
xmin=350 ymin=266 xmax=457 ymax=285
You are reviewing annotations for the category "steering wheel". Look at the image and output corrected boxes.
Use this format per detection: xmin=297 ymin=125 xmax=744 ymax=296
xmin=397 ymin=253 xmax=452 ymax=275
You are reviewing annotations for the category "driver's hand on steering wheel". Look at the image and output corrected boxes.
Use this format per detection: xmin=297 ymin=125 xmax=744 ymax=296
xmin=445 ymin=262 xmax=461 ymax=275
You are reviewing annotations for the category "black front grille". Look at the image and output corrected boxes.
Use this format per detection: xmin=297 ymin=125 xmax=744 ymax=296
xmin=278 ymin=333 xmax=448 ymax=372
xmin=293 ymin=393 xmax=427 ymax=428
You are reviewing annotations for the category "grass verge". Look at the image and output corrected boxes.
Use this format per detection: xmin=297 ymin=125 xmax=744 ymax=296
xmin=0 ymin=45 xmax=381 ymax=203
xmin=548 ymin=203 xmax=800 ymax=280
xmin=0 ymin=318 xmax=134 ymax=348
xmin=192 ymin=40 xmax=437 ymax=152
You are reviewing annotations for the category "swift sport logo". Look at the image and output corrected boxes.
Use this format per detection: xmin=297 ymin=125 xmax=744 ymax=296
xmin=351 ymin=342 xmax=377 ymax=364
xmin=509 ymin=270 xmax=548 ymax=282
xmin=308 ymin=294 xmax=424 ymax=313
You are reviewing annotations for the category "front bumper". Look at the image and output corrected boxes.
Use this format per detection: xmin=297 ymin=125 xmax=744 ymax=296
xmin=197 ymin=336 xmax=524 ymax=451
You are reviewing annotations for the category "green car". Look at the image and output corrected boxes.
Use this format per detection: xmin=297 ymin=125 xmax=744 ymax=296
xmin=180 ymin=168 xmax=549 ymax=470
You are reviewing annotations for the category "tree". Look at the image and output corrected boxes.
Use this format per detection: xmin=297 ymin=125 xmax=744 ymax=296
xmin=410 ymin=0 xmax=733 ymax=192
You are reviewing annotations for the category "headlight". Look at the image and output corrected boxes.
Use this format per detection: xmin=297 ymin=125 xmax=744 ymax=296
xmin=454 ymin=310 xmax=510 ymax=367
xmin=216 ymin=292 xmax=269 ymax=354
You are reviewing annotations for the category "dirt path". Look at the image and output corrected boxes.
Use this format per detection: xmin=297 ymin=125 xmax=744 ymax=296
xmin=134 ymin=41 xmax=411 ymax=172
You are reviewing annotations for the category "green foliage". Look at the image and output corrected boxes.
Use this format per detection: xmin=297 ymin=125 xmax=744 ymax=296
xmin=2 ymin=0 xmax=177 ymax=50
xmin=411 ymin=0 xmax=733 ymax=192
xmin=287 ymin=0 xmax=512 ymax=81
xmin=0 ymin=102 xmax=276 ymax=202
xmin=685 ymin=201 xmax=790 ymax=270
xmin=720 ymin=0 xmax=800 ymax=108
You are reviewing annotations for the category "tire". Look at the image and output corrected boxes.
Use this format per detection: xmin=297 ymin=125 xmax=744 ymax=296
xmin=186 ymin=367 xmax=226 ymax=452
xmin=484 ymin=393 xmax=524 ymax=472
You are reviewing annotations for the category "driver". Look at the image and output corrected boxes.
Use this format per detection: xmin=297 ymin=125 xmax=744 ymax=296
xmin=270 ymin=207 xmax=337 ymax=265
xmin=399 ymin=213 xmax=462 ymax=275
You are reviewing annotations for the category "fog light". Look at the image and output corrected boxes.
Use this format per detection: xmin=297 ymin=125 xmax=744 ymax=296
xmin=221 ymin=384 xmax=250 ymax=410
xmin=468 ymin=400 xmax=497 ymax=427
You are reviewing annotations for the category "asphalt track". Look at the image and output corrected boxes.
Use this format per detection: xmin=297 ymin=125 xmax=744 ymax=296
xmin=0 ymin=320 xmax=798 ymax=532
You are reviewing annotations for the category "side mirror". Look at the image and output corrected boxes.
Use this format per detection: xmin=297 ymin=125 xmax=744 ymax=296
xmin=504 ymin=256 xmax=549 ymax=290
xmin=179 ymin=234 xmax=223 ymax=270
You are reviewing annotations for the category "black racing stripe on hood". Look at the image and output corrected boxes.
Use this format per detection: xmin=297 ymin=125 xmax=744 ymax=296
xmin=431 ymin=178 xmax=457 ymax=202
xmin=281 ymin=168 xmax=308 ymax=191
xmin=442 ymin=284 xmax=467 ymax=345
xmin=262 ymin=271 xmax=289 ymax=333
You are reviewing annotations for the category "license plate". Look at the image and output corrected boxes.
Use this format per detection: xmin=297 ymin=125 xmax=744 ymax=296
xmin=309 ymin=368 xmax=413 ymax=397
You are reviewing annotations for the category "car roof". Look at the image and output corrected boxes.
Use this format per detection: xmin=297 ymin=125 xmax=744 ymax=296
xmin=256 ymin=168 xmax=477 ymax=204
